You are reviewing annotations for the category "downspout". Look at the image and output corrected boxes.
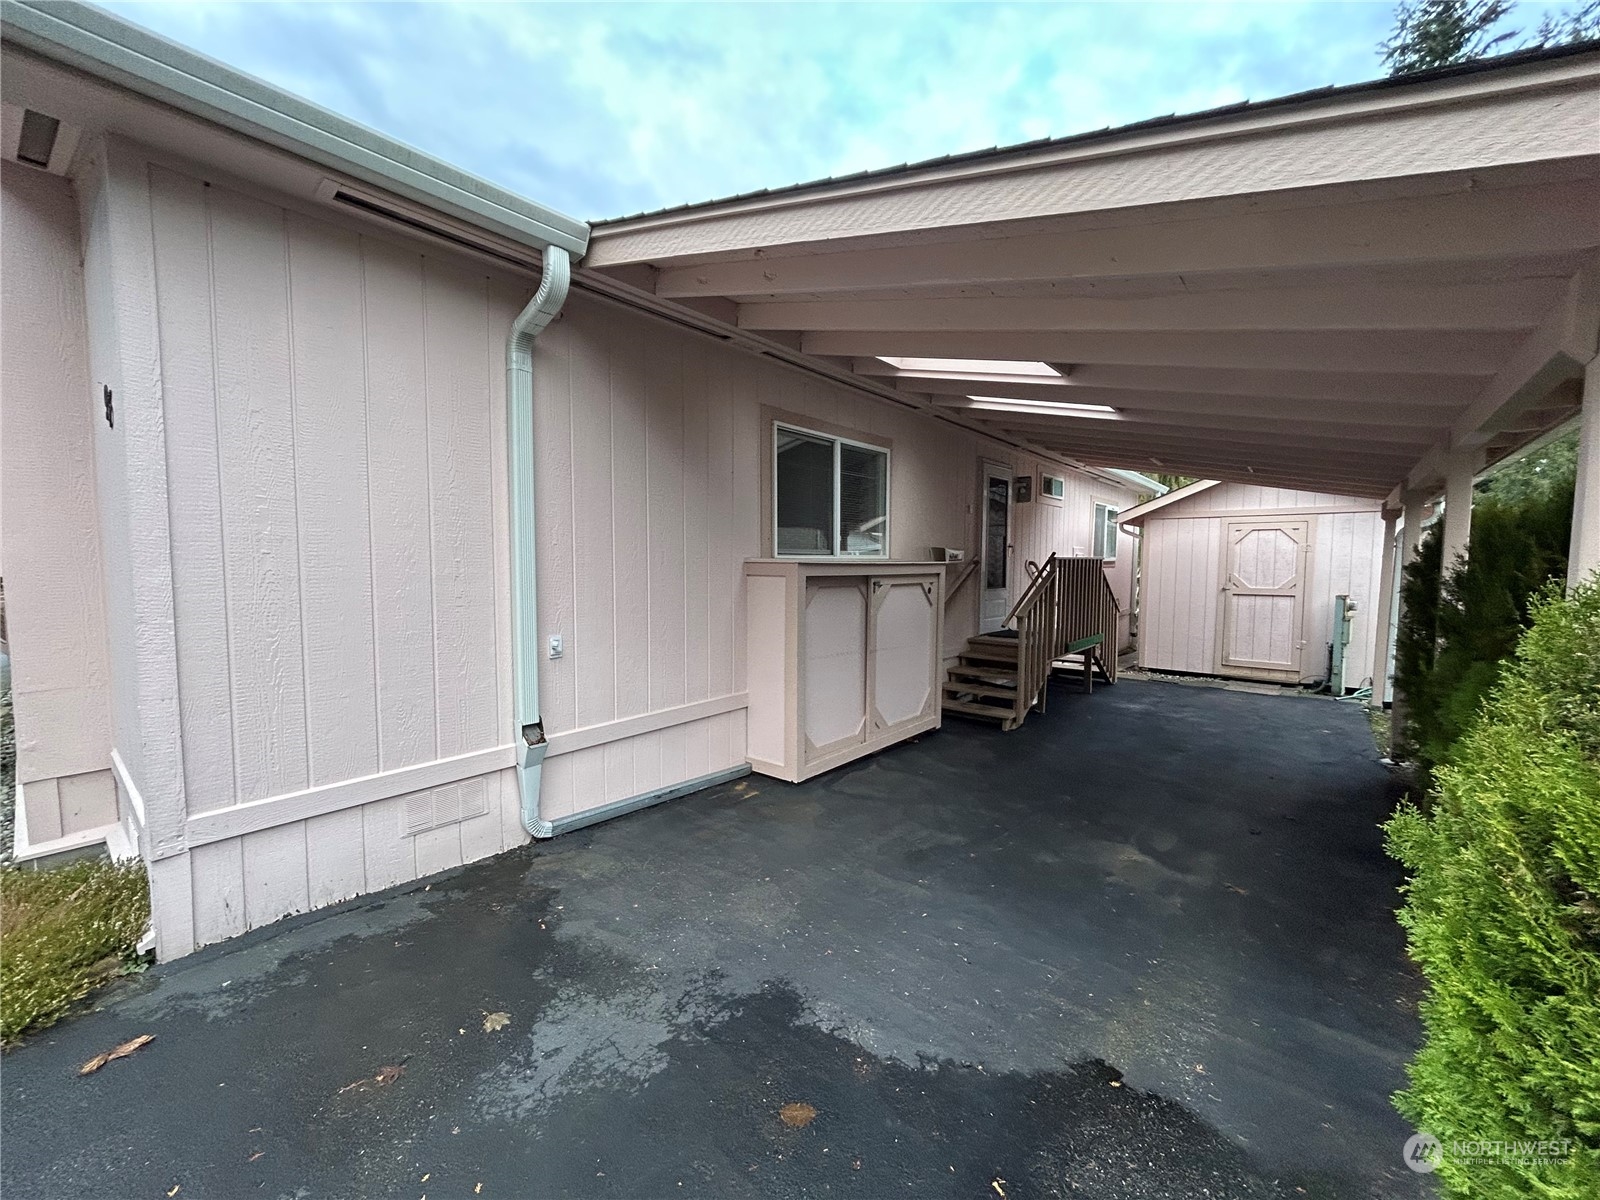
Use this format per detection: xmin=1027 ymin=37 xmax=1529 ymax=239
xmin=508 ymin=245 xmax=572 ymax=837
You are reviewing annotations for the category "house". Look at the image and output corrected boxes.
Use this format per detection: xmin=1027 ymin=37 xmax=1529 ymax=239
xmin=1119 ymin=481 xmax=1392 ymax=692
xmin=2 ymin=1 xmax=1596 ymax=959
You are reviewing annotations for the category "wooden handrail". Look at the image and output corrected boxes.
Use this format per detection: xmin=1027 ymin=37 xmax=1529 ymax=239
xmin=999 ymin=556 xmax=1123 ymax=730
xmin=1003 ymin=552 xmax=1057 ymax=628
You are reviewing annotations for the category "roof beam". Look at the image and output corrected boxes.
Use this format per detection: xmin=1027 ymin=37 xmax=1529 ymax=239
xmin=980 ymin=414 xmax=1428 ymax=459
xmin=1453 ymin=266 xmax=1600 ymax=445
xmin=1066 ymin=454 xmax=1397 ymax=498
xmin=855 ymin=360 xmax=1481 ymax=405
xmin=1023 ymin=432 xmax=1410 ymax=479
xmin=909 ymin=380 xmax=1457 ymax=426
xmin=804 ymin=329 xmax=1520 ymax=375
xmin=651 ymin=179 xmax=1600 ymax=296
xmin=937 ymin=394 xmax=1450 ymax=436
xmin=739 ymin=279 xmax=1557 ymax=335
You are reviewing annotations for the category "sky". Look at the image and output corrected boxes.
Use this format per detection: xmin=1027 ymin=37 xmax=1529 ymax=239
xmin=96 ymin=1 xmax=1546 ymax=222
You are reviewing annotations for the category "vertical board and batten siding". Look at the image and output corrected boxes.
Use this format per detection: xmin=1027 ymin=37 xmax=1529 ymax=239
xmin=1136 ymin=482 xmax=1385 ymax=688
xmin=100 ymin=147 xmax=1137 ymax=955
xmin=140 ymin=161 xmax=523 ymax=951
xmin=0 ymin=163 xmax=118 ymax=844
xmin=529 ymin=294 xmax=1142 ymax=824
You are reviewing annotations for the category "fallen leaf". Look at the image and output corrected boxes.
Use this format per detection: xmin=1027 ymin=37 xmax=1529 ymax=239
xmin=1194 ymin=1063 xmax=1207 ymax=1074
xmin=1108 ymin=1080 xmax=1122 ymax=1088
xmin=1224 ymin=883 xmax=1249 ymax=896
xmin=482 ymin=1011 xmax=510 ymax=1033
xmin=475 ymin=1186 xmax=483 ymax=1195
xmin=778 ymin=1102 xmax=817 ymax=1129
xmin=339 ymin=1063 xmax=405 ymax=1094
xmin=167 ymin=1188 xmax=180 ymax=1198
xmin=78 ymin=1034 xmax=155 ymax=1075
xmin=991 ymin=1179 xmax=1008 ymax=1198
xmin=247 ymin=1152 xmax=264 ymax=1163
xmin=421 ymin=1174 xmax=430 ymax=1183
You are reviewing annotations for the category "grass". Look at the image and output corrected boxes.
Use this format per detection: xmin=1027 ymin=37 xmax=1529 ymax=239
xmin=1366 ymin=705 xmax=1393 ymax=759
xmin=1 ymin=858 xmax=150 ymax=1045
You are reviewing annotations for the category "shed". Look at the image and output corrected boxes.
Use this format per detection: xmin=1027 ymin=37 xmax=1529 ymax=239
xmin=1120 ymin=481 xmax=1393 ymax=691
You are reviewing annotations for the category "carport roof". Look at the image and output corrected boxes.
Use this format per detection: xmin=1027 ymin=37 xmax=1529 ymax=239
xmin=582 ymin=43 xmax=1600 ymax=501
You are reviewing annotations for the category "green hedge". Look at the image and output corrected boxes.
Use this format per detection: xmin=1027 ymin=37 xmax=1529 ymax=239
xmin=1385 ymin=581 xmax=1600 ymax=1197
xmin=1393 ymin=461 xmax=1574 ymax=772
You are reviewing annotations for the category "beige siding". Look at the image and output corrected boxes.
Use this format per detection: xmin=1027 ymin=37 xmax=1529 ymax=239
xmin=91 ymin=146 xmax=1137 ymax=956
xmin=1 ymin=162 xmax=118 ymax=845
xmin=130 ymin=159 xmax=523 ymax=953
xmin=1136 ymin=484 xmax=1384 ymax=687
xmin=531 ymin=293 xmax=1140 ymax=822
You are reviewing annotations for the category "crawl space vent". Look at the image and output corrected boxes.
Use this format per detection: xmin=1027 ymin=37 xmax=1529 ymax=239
xmin=404 ymin=779 xmax=490 ymax=836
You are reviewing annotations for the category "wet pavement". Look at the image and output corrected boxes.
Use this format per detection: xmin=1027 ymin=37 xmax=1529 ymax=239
xmin=1 ymin=678 xmax=1430 ymax=1198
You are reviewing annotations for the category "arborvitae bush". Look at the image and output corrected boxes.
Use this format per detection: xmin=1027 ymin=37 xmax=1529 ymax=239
xmin=1385 ymin=581 xmax=1600 ymax=1197
xmin=1393 ymin=475 xmax=1574 ymax=771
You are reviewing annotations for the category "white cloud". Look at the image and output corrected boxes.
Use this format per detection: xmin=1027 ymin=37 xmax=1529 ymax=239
xmin=102 ymin=1 xmax=1402 ymax=219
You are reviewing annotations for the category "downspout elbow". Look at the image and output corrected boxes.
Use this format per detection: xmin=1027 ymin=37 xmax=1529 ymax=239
xmin=508 ymin=245 xmax=572 ymax=838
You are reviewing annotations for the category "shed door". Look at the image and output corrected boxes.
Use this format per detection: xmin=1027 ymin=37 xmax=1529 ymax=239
xmin=1219 ymin=519 xmax=1308 ymax=679
xmin=979 ymin=462 xmax=1012 ymax=632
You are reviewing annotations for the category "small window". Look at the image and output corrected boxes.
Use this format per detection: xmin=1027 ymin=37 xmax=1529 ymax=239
xmin=1093 ymin=502 xmax=1120 ymax=561
xmin=1041 ymin=474 xmax=1066 ymax=500
xmin=774 ymin=423 xmax=888 ymax=558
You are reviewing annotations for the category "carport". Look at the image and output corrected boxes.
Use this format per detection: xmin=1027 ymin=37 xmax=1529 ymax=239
xmin=579 ymin=42 xmax=1600 ymax=664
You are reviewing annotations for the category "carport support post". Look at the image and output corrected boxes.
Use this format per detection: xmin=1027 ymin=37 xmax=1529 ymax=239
xmin=1570 ymin=363 xmax=1599 ymax=588
xmin=1368 ymin=507 xmax=1399 ymax=709
xmin=1440 ymin=449 xmax=1478 ymax=573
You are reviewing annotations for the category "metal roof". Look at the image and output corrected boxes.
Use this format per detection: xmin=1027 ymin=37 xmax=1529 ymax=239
xmin=595 ymin=38 xmax=1600 ymax=227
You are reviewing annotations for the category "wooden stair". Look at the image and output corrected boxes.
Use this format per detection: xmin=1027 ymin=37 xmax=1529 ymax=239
xmin=942 ymin=633 xmax=1023 ymax=730
xmin=941 ymin=556 xmax=1121 ymax=733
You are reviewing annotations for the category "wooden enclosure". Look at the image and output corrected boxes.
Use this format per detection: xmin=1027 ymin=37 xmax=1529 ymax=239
xmin=1126 ymin=482 xmax=1388 ymax=690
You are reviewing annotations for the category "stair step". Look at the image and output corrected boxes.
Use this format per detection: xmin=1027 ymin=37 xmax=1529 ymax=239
xmin=941 ymin=698 xmax=1014 ymax=723
xmin=942 ymin=681 xmax=1018 ymax=700
xmin=947 ymin=665 xmax=1018 ymax=685
xmin=960 ymin=649 xmax=1011 ymax=668
xmin=969 ymin=633 xmax=1020 ymax=649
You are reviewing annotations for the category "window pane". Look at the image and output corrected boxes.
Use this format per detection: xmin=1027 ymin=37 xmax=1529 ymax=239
xmin=985 ymin=476 xmax=1009 ymax=588
xmin=776 ymin=429 xmax=835 ymax=555
xmin=839 ymin=444 xmax=888 ymax=556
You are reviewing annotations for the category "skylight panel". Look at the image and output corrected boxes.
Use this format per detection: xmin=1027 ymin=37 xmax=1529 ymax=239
xmin=967 ymin=395 xmax=1116 ymax=415
xmin=878 ymin=357 xmax=1062 ymax=377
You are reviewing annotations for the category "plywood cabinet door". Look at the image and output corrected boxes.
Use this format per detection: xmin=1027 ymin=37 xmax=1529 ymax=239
xmin=801 ymin=577 xmax=869 ymax=760
xmin=869 ymin=575 xmax=938 ymax=736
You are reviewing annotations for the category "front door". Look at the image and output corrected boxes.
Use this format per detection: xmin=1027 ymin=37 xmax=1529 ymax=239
xmin=979 ymin=461 xmax=1012 ymax=631
xmin=1219 ymin=519 xmax=1309 ymax=680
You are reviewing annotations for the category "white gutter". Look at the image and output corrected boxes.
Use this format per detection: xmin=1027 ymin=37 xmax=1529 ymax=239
xmin=509 ymin=247 xmax=572 ymax=838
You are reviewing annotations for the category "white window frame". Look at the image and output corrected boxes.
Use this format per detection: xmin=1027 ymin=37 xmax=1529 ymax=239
xmin=1093 ymin=501 xmax=1120 ymax=561
xmin=773 ymin=422 xmax=891 ymax=560
xmin=1040 ymin=473 xmax=1066 ymax=504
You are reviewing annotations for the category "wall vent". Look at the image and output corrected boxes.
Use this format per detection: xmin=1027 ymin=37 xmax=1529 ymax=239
xmin=403 ymin=778 xmax=491 ymax=837
xmin=1 ymin=103 xmax=80 ymax=175
xmin=316 ymin=178 xmax=540 ymax=272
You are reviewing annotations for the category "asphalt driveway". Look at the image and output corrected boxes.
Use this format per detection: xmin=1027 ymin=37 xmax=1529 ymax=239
xmin=2 ymin=678 xmax=1428 ymax=1199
